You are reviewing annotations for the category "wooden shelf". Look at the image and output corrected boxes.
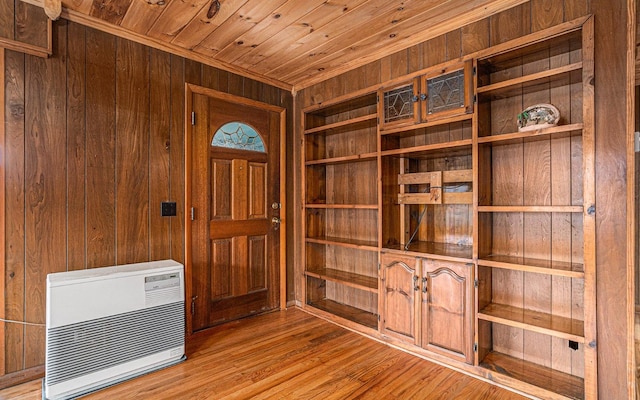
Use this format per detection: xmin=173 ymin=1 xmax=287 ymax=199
xmin=380 ymin=113 xmax=473 ymax=136
xmin=303 ymin=91 xmax=377 ymax=116
xmin=477 ymin=123 xmax=583 ymax=145
xmin=478 ymin=303 xmax=584 ymax=342
xmin=306 ymin=236 xmax=378 ymax=251
xmin=305 ymin=267 xmax=377 ymax=293
xmin=305 ymin=152 xmax=377 ymax=166
xmin=480 ymin=351 xmax=584 ymax=400
xmin=305 ymin=203 xmax=378 ymax=210
xmin=478 ymin=205 xmax=583 ymax=213
xmin=306 ymin=299 xmax=378 ymax=329
xmin=477 ymin=62 xmax=582 ymax=99
xmin=383 ymin=241 xmax=473 ymax=262
xmin=478 ymin=254 xmax=584 ymax=278
xmin=304 ymin=114 xmax=377 ymax=135
xmin=381 ymin=140 xmax=472 ymax=158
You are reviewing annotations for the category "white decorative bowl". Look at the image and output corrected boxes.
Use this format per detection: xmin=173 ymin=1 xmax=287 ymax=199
xmin=517 ymin=103 xmax=560 ymax=132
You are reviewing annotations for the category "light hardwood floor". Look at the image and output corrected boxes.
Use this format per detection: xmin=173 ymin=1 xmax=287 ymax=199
xmin=0 ymin=308 xmax=525 ymax=399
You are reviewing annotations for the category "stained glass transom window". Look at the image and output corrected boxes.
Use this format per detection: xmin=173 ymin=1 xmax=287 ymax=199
xmin=383 ymin=84 xmax=415 ymax=123
xmin=427 ymin=69 xmax=465 ymax=115
xmin=211 ymin=122 xmax=265 ymax=152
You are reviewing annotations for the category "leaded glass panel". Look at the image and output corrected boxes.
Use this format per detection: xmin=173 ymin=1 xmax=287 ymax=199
xmin=427 ymin=69 xmax=465 ymax=115
xmin=211 ymin=122 xmax=266 ymax=152
xmin=383 ymin=84 xmax=414 ymax=123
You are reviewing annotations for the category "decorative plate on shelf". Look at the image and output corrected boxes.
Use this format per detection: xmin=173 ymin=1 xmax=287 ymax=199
xmin=517 ymin=103 xmax=560 ymax=132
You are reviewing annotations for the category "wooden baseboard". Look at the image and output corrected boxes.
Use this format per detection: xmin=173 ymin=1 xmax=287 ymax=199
xmin=0 ymin=365 xmax=44 ymax=390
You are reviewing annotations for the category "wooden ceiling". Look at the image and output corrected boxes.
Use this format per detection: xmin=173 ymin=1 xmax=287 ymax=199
xmin=25 ymin=0 xmax=528 ymax=90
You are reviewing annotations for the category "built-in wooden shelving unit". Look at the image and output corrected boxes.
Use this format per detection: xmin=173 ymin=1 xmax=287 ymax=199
xmin=300 ymin=16 xmax=595 ymax=400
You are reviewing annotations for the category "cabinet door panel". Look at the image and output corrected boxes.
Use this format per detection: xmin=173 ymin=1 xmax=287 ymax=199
xmin=421 ymin=259 xmax=473 ymax=364
xmin=380 ymin=254 xmax=419 ymax=343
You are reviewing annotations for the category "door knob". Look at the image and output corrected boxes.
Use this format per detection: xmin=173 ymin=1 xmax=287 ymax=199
xmin=272 ymin=217 xmax=282 ymax=224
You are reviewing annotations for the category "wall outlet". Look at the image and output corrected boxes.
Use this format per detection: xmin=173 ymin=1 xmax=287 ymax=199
xmin=161 ymin=202 xmax=177 ymax=217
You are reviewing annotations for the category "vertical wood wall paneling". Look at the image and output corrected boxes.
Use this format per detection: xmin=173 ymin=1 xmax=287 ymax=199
xmin=1 ymin=11 xmax=292 ymax=377
xmin=115 ymin=38 xmax=150 ymax=264
xmin=201 ymin=64 xmax=220 ymax=91
xmin=149 ymin=48 xmax=171 ymax=261
xmin=228 ymin=72 xmax=243 ymax=98
xmin=626 ymin=2 xmax=637 ymax=399
xmin=0 ymin=47 xmax=5 ymax=376
xmin=24 ymin=21 xmax=68 ymax=368
xmin=422 ymin=34 xmax=446 ymax=69
xmin=461 ymin=19 xmax=491 ymax=56
xmin=66 ymin=22 xmax=87 ymax=271
xmin=169 ymin=54 xmax=185 ymax=264
xmin=565 ymin=0 xmax=589 ymax=21
xmin=0 ymin=0 xmax=13 ymax=38
xmin=4 ymin=49 xmax=25 ymax=374
xmin=85 ymin=28 xmax=116 ymax=269
xmin=14 ymin=2 xmax=47 ymax=49
xmin=592 ymin=0 xmax=632 ymax=397
xmin=445 ymin=30 xmax=462 ymax=61
xmin=489 ymin=3 xmax=530 ymax=46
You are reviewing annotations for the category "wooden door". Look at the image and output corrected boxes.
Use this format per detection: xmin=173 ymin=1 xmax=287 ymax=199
xmin=188 ymin=87 xmax=283 ymax=333
xmin=380 ymin=253 xmax=419 ymax=343
xmin=420 ymin=259 xmax=473 ymax=364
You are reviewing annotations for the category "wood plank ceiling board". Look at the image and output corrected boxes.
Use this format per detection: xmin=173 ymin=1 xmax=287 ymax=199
xmin=28 ymin=0 xmax=529 ymax=89
xmin=233 ymin=0 xmax=372 ymax=69
xmin=170 ymin=0 xmax=249 ymax=49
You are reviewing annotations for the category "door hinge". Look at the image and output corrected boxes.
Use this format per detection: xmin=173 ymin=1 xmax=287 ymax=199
xmin=473 ymin=66 xmax=477 ymax=76
xmin=473 ymin=94 xmax=477 ymax=104
xmin=473 ymin=343 xmax=478 ymax=352
xmin=474 ymin=279 xmax=479 ymax=288
xmin=190 ymin=207 xmax=195 ymax=221
xmin=191 ymin=111 xmax=196 ymax=126
xmin=635 ymin=131 xmax=640 ymax=152
xmin=378 ymin=262 xmax=381 ymax=271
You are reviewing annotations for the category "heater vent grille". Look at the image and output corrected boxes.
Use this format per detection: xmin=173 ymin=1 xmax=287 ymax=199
xmin=46 ymin=301 xmax=184 ymax=386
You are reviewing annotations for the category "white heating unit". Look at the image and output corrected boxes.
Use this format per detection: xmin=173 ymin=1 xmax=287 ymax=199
xmin=44 ymin=260 xmax=186 ymax=400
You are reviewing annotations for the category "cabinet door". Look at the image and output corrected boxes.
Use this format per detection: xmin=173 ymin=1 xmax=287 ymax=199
xmin=380 ymin=254 xmax=419 ymax=344
xmin=420 ymin=259 xmax=473 ymax=364
xmin=378 ymin=79 xmax=420 ymax=130
xmin=419 ymin=60 xmax=474 ymax=122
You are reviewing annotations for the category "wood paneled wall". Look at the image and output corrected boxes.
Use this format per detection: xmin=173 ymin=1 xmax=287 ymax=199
xmin=1 ymin=18 xmax=293 ymax=381
xmin=295 ymin=0 xmax=633 ymax=398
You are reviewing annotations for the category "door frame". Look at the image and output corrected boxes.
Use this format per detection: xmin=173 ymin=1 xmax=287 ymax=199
xmin=184 ymin=83 xmax=287 ymax=337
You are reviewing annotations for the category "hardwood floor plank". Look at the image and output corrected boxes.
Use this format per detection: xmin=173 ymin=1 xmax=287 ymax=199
xmin=0 ymin=308 xmax=526 ymax=399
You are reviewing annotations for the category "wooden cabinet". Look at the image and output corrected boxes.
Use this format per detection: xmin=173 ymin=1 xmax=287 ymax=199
xmin=421 ymin=259 xmax=473 ymax=364
xmin=302 ymin=90 xmax=379 ymax=330
xmin=299 ymin=16 xmax=596 ymax=400
xmin=380 ymin=253 xmax=419 ymax=343
xmin=380 ymin=253 xmax=473 ymax=364
xmin=378 ymin=60 xmax=474 ymax=131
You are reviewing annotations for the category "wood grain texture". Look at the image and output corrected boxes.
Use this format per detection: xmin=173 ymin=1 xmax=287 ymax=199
xmin=0 ymin=309 xmax=525 ymax=400
xmin=115 ymin=38 xmax=150 ymax=264
xmin=149 ymin=48 xmax=171 ymax=261
xmin=0 ymin=47 xmax=5 ymax=376
xmin=4 ymin=49 xmax=25 ymax=374
xmin=1 ymin=16 xmax=292 ymax=380
xmin=66 ymin=22 xmax=86 ymax=271
xmin=169 ymin=54 xmax=186 ymax=264
xmin=86 ymin=28 xmax=116 ymax=269
xmin=24 ymin=21 xmax=67 ymax=368
xmin=592 ymin=0 xmax=632 ymax=398
xmin=0 ymin=0 xmax=13 ymax=38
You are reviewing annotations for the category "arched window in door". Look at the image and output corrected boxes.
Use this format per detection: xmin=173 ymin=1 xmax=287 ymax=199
xmin=211 ymin=122 xmax=266 ymax=152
